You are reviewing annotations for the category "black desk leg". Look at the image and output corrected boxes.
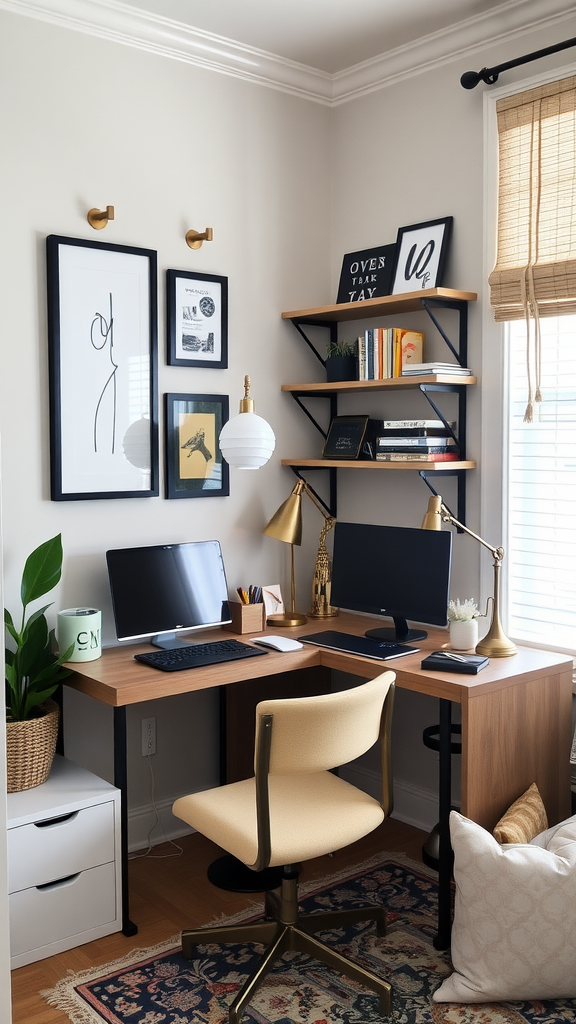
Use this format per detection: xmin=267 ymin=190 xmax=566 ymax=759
xmin=433 ymin=698 xmax=453 ymax=950
xmin=114 ymin=706 xmax=138 ymax=937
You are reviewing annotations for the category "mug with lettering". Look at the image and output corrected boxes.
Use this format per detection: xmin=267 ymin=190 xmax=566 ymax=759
xmin=57 ymin=608 xmax=102 ymax=662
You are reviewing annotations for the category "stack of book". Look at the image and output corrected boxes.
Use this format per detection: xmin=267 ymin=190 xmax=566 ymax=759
xmin=375 ymin=418 xmax=459 ymax=462
xmin=358 ymin=328 xmax=423 ymax=380
xmin=401 ymin=361 xmax=472 ymax=377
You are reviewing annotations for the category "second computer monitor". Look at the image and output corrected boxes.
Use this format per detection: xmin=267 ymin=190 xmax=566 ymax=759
xmin=330 ymin=521 xmax=452 ymax=643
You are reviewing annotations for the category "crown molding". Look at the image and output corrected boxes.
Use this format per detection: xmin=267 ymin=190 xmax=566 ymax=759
xmin=1 ymin=0 xmax=576 ymax=106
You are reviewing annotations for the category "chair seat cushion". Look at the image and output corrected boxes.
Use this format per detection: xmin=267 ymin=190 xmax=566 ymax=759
xmin=173 ymin=772 xmax=384 ymax=868
xmin=433 ymin=811 xmax=576 ymax=1003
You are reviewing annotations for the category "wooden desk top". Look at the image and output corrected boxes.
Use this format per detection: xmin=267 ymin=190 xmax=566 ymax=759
xmin=64 ymin=612 xmax=573 ymax=708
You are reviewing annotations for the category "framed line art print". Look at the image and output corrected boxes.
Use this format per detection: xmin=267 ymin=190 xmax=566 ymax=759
xmin=165 ymin=393 xmax=229 ymax=499
xmin=46 ymin=235 xmax=159 ymax=501
xmin=167 ymin=269 xmax=228 ymax=368
xmin=391 ymin=216 xmax=453 ymax=294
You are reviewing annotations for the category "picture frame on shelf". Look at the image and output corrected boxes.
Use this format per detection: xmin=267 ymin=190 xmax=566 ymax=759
xmin=336 ymin=243 xmax=396 ymax=303
xmin=165 ymin=393 xmax=229 ymax=499
xmin=167 ymin=269 xmax=228 ymax=368
xmin=46 ymin=234 xmax=158 ymax=501
xmin=391 ymin=217 xmax=453 ymax=294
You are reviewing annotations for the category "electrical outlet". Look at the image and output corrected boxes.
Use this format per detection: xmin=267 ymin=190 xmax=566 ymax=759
xmin=141 ymin=716 xmax=156 ymax=756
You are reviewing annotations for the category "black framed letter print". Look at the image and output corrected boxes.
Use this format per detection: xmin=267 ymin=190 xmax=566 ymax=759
xmin=46 ymin=234 xmax=159 ymax=501
xmin=391 ymin=217 xmax=453 ymax=294
xmin=167 ymin=269 xmax=228 ymax=368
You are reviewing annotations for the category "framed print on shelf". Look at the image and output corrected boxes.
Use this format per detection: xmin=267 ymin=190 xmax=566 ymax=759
xmin=391 ymin=216 xmax=453 ymax=294
xmin=46 ymin=234 xmax=158 ymax=501
xmin=165 ymin=393 xmax=230 ymax=499
xmin=167 ymin=269 xmax=228 ymax=368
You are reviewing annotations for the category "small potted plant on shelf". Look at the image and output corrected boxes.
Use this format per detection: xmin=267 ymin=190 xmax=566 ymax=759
xmin=4 ymin=533 xmax=74 ymax=792
xmin=325 ymin=340 xmax=358 ymax=382
xmin=447 ymin=598 xmax=479 ymax=651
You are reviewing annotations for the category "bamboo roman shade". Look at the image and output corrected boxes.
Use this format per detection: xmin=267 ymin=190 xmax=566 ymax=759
xmin=489 ymin=76 xmax=576 ymax=322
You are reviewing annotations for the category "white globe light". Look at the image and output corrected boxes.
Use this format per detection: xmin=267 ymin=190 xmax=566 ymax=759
xmin=219 ymin=377 xmax=276 ymax=469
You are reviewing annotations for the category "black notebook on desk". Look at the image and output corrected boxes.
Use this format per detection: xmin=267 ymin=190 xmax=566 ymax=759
xmin=299 ymin=631 xmax=419 ymax=661
xmin=421 ymin=651 xmax=489 ymax=674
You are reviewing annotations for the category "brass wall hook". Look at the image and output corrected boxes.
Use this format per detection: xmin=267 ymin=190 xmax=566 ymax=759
xmin=87 ymin=206 xmax=115 ymax=230
xmin=186 ymin=227 xmax=213 ymax=249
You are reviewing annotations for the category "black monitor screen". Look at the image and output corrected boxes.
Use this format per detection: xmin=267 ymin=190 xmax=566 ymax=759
xmin=106 ymin=540 xmax=231 ymax=646
xmin=330 ymin=522 xmax=452 ymax=643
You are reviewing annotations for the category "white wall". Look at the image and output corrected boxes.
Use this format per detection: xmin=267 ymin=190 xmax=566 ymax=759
xmin=2 ymin=3 xmax=576 ymax=857
xmin=0 ymin=9 xmax=331 ymax=842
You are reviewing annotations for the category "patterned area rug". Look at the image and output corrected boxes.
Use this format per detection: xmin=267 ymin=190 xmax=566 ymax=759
xmin=43 ymin=853 xmax=576 ymax=1024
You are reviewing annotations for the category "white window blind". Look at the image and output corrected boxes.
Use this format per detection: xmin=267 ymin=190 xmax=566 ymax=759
xmin=507 ymin=316 xmax=576 ymax=652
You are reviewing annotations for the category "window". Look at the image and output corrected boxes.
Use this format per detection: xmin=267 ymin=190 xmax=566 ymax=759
xmin=507 ymin=316 xmax=576 ymax=651
xmin=488 ymin=72 xmax=576 ymax=655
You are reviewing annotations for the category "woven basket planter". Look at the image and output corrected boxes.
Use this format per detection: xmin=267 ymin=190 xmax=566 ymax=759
xmin=6 ymin=699 xmax=59 ymax=793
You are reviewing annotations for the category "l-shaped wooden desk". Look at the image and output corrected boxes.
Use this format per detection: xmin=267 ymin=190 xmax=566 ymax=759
xmin=64 ymin=612 xmax=573 ymax=950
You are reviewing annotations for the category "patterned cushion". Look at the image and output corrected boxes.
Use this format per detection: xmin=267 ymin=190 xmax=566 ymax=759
xmin=492 ymin=782 xmax=548 ymax=844
xmin=433 ymin=811 xmax=576 ymax=1002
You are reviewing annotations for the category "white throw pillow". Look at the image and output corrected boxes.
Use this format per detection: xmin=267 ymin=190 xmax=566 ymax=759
xmin=433 ymin=811 xmax=576 ymax=1002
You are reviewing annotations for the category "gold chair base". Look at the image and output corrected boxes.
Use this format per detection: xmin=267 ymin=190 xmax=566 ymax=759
xmin=182 ymin=873 xmax=392 ymax=1022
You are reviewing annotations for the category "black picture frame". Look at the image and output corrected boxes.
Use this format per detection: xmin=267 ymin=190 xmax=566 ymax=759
xmin=165 ymin=393 xmax=230 ymax=498
xmin=46 ymin=234 xmax=158 ymax=501
xmin=167 ymin=269 xmax=228 ymax=368
xmin=391 ymin=217 xmax=453 ymax=294
xmin=323 ymin=415 xmax=370 ymax=459
xmin=336 ymin=243 xmax=396 ymax=303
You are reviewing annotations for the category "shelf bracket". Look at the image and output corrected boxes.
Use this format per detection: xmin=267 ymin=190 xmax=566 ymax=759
xmin=288 ymin=391 xmax=338 ymax=440
xmin=288 ymin=465 xmax=337 ymax=518
xmin=290 ymin=318 xmax=337 ymax=369
xmin=420 ymin=298 xmax=468 ymax=367
xmin=419 ymin=471 xmax=466 ymax=530
xmin=419 ymin=384 xmax=464 ymax=451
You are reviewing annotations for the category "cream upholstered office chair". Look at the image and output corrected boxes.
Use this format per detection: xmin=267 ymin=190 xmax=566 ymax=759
xmin=172 ymin=670 xmax=396 ymax=1023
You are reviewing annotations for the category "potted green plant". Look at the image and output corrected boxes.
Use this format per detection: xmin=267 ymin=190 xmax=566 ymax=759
xmin=325 ymin=340 xmax=358 ymax=382
xmin=4 ymin=533 xmax=74 ymax=792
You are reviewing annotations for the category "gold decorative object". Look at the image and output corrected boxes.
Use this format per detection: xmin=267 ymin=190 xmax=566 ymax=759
xmin=87 ymin=205 xmax=114 ymax=229
xmin=264 ymin=479 xmax=338 ymax=627
xmin=185 ymin=227 xmax=213 ymax=249
xmin=422 ymin=494 xmax=517 ymax=657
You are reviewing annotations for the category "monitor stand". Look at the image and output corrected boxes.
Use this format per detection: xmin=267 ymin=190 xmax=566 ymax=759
xmin=151 ymin=633 xmax=194 ymax=650
xmin=365 ymin=616 xmax=428 ymax=644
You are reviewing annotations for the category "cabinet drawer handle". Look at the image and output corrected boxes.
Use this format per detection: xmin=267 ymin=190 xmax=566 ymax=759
xmin=36 ymin=873 xmax=80 ymax=892
xmin=34 ymin=811 xmax=79 ymax=829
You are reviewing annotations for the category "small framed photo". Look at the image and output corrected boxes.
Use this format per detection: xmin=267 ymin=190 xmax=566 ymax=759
xmin=391 ymin=217 xmax=453 ymax=294
xmin=167 ymin=269 xmax=228 ymax=367
xmin=323 ymin=415 xmax=370 ymax=459
xmin=165 ymin=393 xmax=229 ymax=498
xmin=46 ymin=234 xmax=158 ymax=501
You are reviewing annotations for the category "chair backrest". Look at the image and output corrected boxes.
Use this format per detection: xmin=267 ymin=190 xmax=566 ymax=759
xmin=254 ymin=671 xmax=395 ymax=776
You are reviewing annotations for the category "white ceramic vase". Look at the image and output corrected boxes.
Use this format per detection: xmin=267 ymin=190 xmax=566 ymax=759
xmin=449 ymin=618 xmax=478 ymax=651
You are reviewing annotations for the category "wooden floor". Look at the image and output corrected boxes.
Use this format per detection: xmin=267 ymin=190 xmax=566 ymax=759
xmin=11 ymin=818 xmax=428 ymax=1024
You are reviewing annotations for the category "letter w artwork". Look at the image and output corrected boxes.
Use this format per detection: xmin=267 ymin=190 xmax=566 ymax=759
xmin=91 ymin=293 xmax=118 ymax=454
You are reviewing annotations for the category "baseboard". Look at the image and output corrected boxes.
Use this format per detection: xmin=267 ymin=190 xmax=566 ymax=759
xmin=128 ymin=768 xmax=439 ymax=853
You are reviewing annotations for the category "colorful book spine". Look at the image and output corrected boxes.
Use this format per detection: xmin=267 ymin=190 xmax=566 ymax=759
xmin=375 ymin=451 xmax=460 ymax=462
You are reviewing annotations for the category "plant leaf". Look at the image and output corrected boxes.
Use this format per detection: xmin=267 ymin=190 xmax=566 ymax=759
xmin=20 ymin=534 xmax=62 ymax=611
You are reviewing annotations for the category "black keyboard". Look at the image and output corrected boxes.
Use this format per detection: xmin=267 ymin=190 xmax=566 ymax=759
xmin=134 ymin=639 xmax=269 ymax=672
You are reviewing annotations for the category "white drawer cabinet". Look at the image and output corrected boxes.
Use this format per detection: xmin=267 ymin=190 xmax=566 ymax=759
xmin=7 ymin=755 xmax=121 ymax=969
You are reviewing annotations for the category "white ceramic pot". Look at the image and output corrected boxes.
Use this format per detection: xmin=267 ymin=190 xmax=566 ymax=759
xmin=449 ymin=618 xmax=478 ymax=651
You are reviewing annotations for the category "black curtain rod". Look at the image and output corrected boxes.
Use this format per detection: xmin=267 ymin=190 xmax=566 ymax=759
xmin=461 ymin=36 xmax=576 ymax=89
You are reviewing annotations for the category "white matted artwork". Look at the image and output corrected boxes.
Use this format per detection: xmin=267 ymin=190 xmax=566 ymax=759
xmin=46 ymin=235 xmax=158 ymax=500
xmin=391 ymin=217 xmax=453 ymax=294
xmin=167 ymin=269 xmax=228 ymax=368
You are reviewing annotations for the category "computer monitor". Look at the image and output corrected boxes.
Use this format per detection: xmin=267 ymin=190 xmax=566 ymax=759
xmin=330 ymin=521 xmax=452 ymax=643
xmin=106 ymin=540 xmax=231 ymax=649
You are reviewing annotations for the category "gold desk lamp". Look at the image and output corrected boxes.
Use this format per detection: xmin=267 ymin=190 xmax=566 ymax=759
xmin=422 ymin=494 xmax=516 ymax=658
xmin=263 ymin=479 xmax=338 ymax=627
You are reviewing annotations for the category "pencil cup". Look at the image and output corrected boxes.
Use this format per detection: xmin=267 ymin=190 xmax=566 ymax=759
xmin=57 ymin=607 xmax=102 ymax=662
xmin=223 ymin=602 xmax=265 ymax=634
